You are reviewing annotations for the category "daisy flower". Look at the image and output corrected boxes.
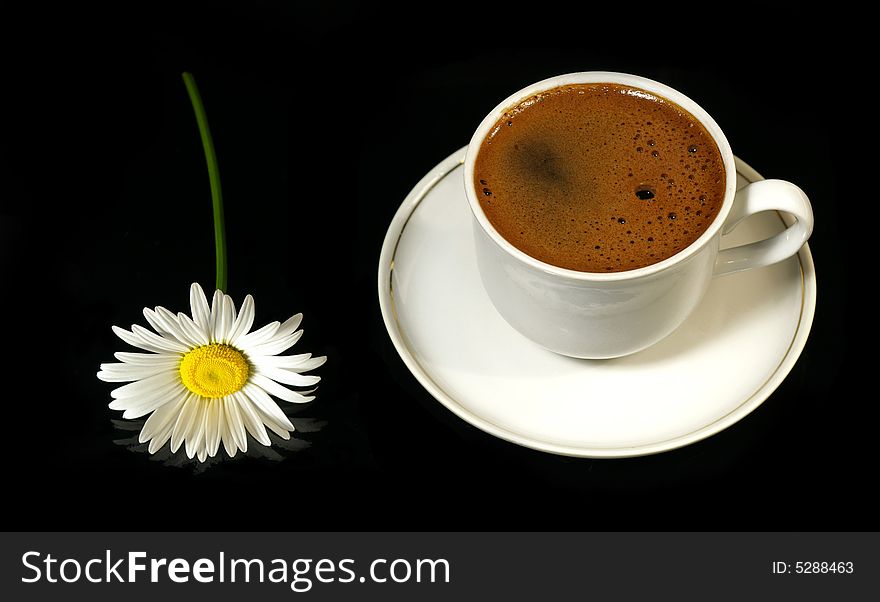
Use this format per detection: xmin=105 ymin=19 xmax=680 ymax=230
xmin=97 ymin=282 xmax=326 ymax=462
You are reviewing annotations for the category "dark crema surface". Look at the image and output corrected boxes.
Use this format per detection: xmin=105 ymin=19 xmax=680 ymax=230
xmin=474 ymin=83 xmax=726 ymax=272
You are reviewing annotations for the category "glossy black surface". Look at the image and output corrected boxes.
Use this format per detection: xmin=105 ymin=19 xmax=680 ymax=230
xmin=1 ymin=3 xmax=865 ymax=530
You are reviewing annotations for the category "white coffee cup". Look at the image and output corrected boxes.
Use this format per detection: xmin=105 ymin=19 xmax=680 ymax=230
xmin=463 ymin=72 xmax=813 ymax=359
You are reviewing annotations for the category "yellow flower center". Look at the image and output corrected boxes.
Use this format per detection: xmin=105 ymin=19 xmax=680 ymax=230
xmin=179 ymin=343 xmax=250 ymax=398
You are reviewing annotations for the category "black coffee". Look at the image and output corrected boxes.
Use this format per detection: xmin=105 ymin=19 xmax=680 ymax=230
xmin=473 ymin=83 xmax=726 ymax=272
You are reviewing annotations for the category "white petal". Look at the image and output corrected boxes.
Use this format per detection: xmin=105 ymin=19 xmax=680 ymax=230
xmin=243 ymin=382 xmax=296 ymax=429
xmin=255 ymin=365 xmax=321 ymax=387
xmin=98 ymin=362 xmax=170 ymax=382
xmin=274 ymin=313 xmax=304 ymax=339
xmin=130 ymin=324 xmax=190 ymax=353
xmin=210 ymin=289 xmax=224 ymax=341
xmin=117 ymin=383 xmax=186 ymax=419
xmin=176 ymin=311 xmax=211 ymax=347
xmin=170 ymin=395 xmax=200 ymax=453
xmin=226 ymin=294 xmax=237 ymax=325
xmin=255 ymin=352 xmax=310 ymax=365
xmin=227 ymin=295 xmax=255 ymax=345
xmin=144 ymin=394 xmax=189 ymax=452
xmin=114 ymin=351 xmax=181 ymax=366
xmin=139 ymin=389 xmax=189 ymax=444
xmin=252 ymin=403 xmax=292 ymax=440
xmin=246 ymin=330 xmax=304 ymax=357
xmin=110 ymin=371 xmax=178 ymax=399
xmin=233 ymin=391 xmax=271 ymax=446
xmin=218 ymin=401 xmax=237 ymax=458
xmin=190 ymin=283 xmax=212 ymax=332
xmin=217 ymin=294 xmax=236 ymax=343
xmin=112 ymin=325 xmax=170 ymax=354
xmin=205 ymin=400 xmax=222 ymax=457
xmin=224 ymin=395 xmax=248 ymax=453
xmin=155 ymin=306 xmax=201 ymax=348
xmin=248 ymin=374 xmax=315 ymax=403
xmin=148 ymin=424 xmax=174 ymax=454
xmin=122 ymin=398 xmax=173 ymax=420
xmin=197 ymin=447 xmax=207 ymax=463
xmin=143 ymin=308 xmax=175 ymax=338
xmin=235 ymin=321 xmax=281 ymax=349
xmin=185 ymin=400 xmax=208 ymax=459
xmin=255 ymin=354 xmax=327 ymax=372
xmin=289 ymin=356 xmax=327 ymax=372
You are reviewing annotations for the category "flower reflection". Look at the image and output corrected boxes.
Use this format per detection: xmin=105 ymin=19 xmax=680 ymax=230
xmin=111 ymin=406 xmax=326 ymax=472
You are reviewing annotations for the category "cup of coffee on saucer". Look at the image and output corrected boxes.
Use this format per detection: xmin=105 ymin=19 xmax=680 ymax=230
xmin=464 ymin=72 xmax=813 ymax=359
xmin=378 ymin=70 xmax=816 ymax=457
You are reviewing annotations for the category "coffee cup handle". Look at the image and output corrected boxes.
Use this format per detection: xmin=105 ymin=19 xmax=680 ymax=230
xmin=714 ymin=179 xmax=813 ymax=277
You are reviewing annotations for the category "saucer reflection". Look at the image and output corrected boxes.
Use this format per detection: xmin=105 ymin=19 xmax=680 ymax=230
xmin=111 ymin=407 xmax=326 ymax=472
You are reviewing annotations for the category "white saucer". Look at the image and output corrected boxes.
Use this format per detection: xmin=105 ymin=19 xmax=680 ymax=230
xmin=378 ymin=147 xmax=816 ymax=458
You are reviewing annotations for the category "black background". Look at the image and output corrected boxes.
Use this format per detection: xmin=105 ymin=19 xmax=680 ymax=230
xmin=0 ymin=2 xmax=868 ymax=530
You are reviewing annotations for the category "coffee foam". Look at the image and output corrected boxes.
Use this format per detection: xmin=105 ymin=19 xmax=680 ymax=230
xmin=474 ymin=84 xmax=726 ymax=272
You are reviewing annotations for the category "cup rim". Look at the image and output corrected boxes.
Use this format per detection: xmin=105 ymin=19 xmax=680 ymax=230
xmin=463 ymin=71 xmax=738 ymax=282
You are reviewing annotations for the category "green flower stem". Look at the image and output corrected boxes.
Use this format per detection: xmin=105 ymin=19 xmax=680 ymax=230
xmin=182 ymin=72 xmax=227 ymax=293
